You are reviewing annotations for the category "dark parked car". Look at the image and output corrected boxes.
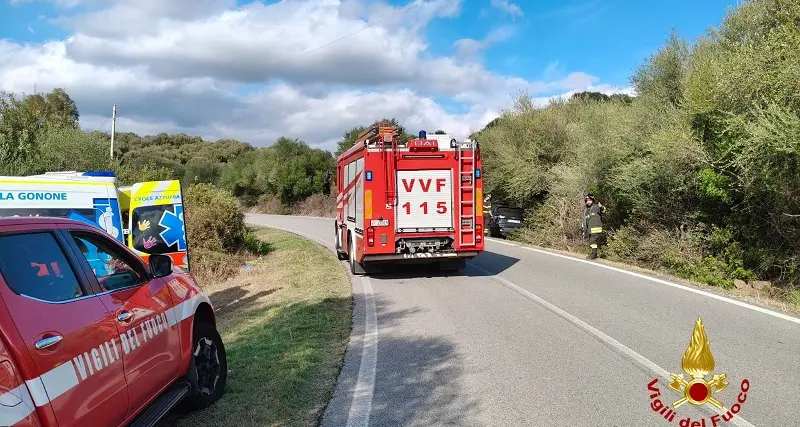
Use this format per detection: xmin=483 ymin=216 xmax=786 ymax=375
xmin=487 ymin=206 xmax=524 ymax=238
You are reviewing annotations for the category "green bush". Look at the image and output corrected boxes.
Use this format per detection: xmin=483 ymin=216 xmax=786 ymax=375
xmin=244 ymin=232 xmax=272 ymax=255
xmin=184 ymin=183 xmax=247 ymax=253
xmin=472 ymin=0 xmax=800 ymax=296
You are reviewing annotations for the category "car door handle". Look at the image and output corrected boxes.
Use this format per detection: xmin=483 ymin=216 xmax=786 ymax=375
xmin=35 ymin=335 xmax=63 ymax=350
xmin=117 ymin=311 xmax=133 ymax=323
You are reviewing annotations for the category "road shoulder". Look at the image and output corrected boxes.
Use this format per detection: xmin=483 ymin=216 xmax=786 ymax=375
xmin=159 ymin=227 xmax=353 ymax=427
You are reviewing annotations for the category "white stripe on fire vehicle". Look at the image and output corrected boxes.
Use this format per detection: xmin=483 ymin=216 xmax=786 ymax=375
xmin=0 ymin=384 xmax=37 ymax=426
xmin=0 ymin=293 xmax=210 ymax=425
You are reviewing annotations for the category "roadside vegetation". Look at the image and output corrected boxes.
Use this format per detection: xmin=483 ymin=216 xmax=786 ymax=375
xmin=158 ymin=227 xmax=352 ymax=427
xmin=473 ymin=0 xmax=800 ymax=307
xmin=2 ymin=0 xmax=797 ymax=306
xmin=1 ymin=90 xmax=354 ymax=424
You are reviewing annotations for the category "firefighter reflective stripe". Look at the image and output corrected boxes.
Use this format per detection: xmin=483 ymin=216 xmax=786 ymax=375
xmin=0 ymin=291 xmax=210 ymax=422
xmin=365 ymin=190 xmax=373 ymax=219
xmin=590 ymin=227 xmax=603 ymax=234
xmin=476 ymin=188 xmax=483 ymax=216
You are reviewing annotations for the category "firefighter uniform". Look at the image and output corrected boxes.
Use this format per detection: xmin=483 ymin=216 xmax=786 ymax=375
xmin=483 ymin=195 xmax=492 ymax=235
xmin=582 ymin=195 xmax=605 ymax=259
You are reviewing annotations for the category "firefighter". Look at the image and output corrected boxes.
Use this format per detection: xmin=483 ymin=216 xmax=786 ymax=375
xmin=582 ymin=192 xmax=606 ymax=259
xmin=322 ymin=171 xmax=332 ymax=196
xmin=483 ymin=194 xmax=493 ymax=235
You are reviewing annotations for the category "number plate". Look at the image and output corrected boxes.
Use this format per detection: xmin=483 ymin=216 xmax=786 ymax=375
xmin=370 ymin=219 xmax=389 ymax=227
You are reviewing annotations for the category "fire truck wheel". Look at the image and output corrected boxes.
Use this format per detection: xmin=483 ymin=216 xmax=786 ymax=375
xmin=348 ymin=235 xmax=366 ymax=276
xmin=184 ymin=322 xmax=228 ymax=410
xmin=335 ymin=224 xmax=347 ymax=260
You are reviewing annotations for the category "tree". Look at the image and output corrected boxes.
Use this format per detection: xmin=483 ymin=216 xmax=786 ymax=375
xmin=334 ymin=118 xmax=415 ymax=156
xmin=0 ymin=88 xmax=81 ymax=167
xmin=184 ymin=156 xmax=221 ymax=184
xmin=571 ymin=91 xmax=611 ymax=102
xmin=630 ymin=29 xmax=689 ymax=107
xmin=335 ymin=125 xmax=366 ymax=157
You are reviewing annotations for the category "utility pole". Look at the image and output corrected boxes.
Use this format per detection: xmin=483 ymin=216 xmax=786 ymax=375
xmin=110 ymin=104 xmax=117 ymax=159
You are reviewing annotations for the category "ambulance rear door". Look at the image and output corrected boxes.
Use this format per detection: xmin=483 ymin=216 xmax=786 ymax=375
xmin=127 ymin=180 xmax=190 ymax=271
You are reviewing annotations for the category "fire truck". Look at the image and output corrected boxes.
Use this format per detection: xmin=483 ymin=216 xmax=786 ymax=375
xmin=334 ymin=123 xmax=485 ymax=275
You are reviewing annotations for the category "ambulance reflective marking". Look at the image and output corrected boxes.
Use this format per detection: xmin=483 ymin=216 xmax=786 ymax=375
xmin=0 ymin=292 xmax=211 ymax=426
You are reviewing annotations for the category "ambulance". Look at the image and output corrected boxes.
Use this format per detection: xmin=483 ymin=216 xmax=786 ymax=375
xmin=0 ymin=171 xmax=191 ymax=271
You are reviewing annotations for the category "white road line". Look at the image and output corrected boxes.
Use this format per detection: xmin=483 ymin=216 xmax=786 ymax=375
xmin=487 ymin=239 xmax=800 ymax=325
xmin=468 ymin=263 xmax=755 ymax=427
xmin=345 ymin=277 xmax=378 ymax=427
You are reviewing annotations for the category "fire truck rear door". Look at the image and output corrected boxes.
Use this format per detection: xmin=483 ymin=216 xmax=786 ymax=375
xmin=395 ymin=170 xmax=453 ymax=232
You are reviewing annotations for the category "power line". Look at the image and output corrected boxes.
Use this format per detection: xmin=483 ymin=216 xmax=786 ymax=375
xmin=94 ymin=115 xmax=111 ymax=132
xmin=114 ymin=0 xmax=423 ymax=127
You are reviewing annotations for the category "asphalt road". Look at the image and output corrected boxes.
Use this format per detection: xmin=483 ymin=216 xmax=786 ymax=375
xmin=246 ymin=214 xmax=800 ymax=427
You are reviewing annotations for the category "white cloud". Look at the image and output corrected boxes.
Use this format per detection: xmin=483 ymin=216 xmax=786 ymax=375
xmin=532 ymin=85 xmax=637 ymax=107
xmin=1 ymin=0 xmax=627 ymax=150
xmin=490 ymin=0 xmax=523 ymax=17
xmin=454 ymin=26 xmax=515 ymax=59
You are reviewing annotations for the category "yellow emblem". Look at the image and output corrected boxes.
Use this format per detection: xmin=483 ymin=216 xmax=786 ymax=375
xmin=668 ymin=317 xmax=729 ymax=408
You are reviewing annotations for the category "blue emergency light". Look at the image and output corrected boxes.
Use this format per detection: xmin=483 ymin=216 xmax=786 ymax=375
xmin=475 ymin=169 xmax=481 ymax=179
xmin=366 ymin=171 xmax=373 ymax=181
xmin=82 ymin=171 xmax=116 ymax=177
xmin=418 ymin=130 xmax=427 ymax=139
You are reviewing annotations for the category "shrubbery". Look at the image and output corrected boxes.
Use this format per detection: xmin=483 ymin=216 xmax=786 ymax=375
xmin=0 ymin=91 xmax=270 ymax=283
xmin=474 ymin=0 xmax=800 ymax=295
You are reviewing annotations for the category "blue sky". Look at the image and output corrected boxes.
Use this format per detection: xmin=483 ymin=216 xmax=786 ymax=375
xmin=0 ymin=0 xmax=740 ymax=147
xmin=432 ymin=0 xmax=737 ymax=88
xmin=2 ymin=0 xmax=738 ymax=87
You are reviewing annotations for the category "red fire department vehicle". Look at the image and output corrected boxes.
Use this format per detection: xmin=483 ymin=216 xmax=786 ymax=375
xmin=0 ymin=217 xmax=226 ymax=427
xmin=334 ymin=123 xmax=485 ymax=275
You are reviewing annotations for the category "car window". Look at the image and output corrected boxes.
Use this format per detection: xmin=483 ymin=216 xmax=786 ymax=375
xmin=71 ymin=232 xmax=146 ymax=292
xmin=496 ymin=208 xmax=523 ymax=218
xmin=130 ymin=205 xmax=175 ymax=255
xmin=0 ymin=232 xmax=84 ymax=302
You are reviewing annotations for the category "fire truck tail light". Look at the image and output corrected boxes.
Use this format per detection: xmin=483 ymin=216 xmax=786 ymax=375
xmin=476 ymin=224 xmax=483 ymax=242
xmin=367 ymin=227 xmax=375 ymax=247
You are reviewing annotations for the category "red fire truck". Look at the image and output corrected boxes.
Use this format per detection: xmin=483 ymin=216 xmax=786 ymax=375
xmin=334 ymin=123 xmax=485 ymax=275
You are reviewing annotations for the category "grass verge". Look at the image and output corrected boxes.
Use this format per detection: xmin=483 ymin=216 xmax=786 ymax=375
xmin=159 ymin=227 xmax=352 ymax=427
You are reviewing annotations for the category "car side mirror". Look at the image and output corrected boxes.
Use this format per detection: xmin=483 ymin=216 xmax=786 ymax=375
xmin=149 ymin=254 xmax=173 ymax=279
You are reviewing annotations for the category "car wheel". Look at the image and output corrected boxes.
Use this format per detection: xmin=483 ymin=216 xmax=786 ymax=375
xmin=185 ymin=322 xmax=228 ymax=410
